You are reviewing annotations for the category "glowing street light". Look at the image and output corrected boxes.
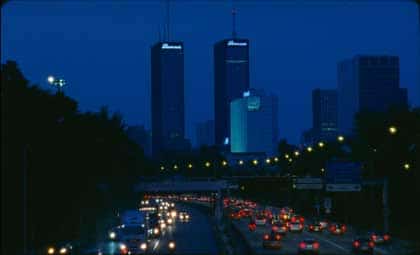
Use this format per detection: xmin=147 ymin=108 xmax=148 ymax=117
xmin=238 ymin=160 xmax=244 ymax=165
xmin=265 ymin=158 xmax=271 ymax=164
xmin=205 ymin=161 xmax=211 ymax=168
xmin=252 ymin=159 xmax=258 ymax=166
xmin=160 ymin=166 xmax=165 ymax=171
xmin=47 ymin=247 xmax=55 ymax=254
xmin=403 ymin=163 xmax=410 ymax=170
xmin=294 ymin=151 xmax=300 ymax=157
xmin=337 ymin=135 xmax=345 ymax=143
xmin=173 ymin=164 xmax=178 ymax=170
xmin=388 ymin=126 xmax=398 ymax=135
xmin=274 ymin=157 xmax=279 ymax=162
xmin=321 ymin=168 xmax=325 ymax=173
xmin=284 ymin=154 xmax=290 ymax=159
xmin=288 ymin=158 xmax=293 ymax=163
xmin=109 ymin=231 xmax=116 ymax=239
xmin=222 ymin=160 xmax=228 ymax=166
xmin=47 ymin=75 xmax=66 ymax=93
xmin=318 ymin=141 xmax=325 ymax=148
xmin=188 ymin=163 xmax=193 ymax=169
xmin=306 ymin=146 xmax=313 ymax=152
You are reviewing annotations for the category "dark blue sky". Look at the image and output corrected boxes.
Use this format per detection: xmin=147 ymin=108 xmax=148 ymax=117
xmin=2 ymin=1 xmax=419 ymax=145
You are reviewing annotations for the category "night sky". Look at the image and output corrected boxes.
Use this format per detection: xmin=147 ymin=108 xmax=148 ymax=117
xmin=2 ymin=1 xmax=419 ymax=145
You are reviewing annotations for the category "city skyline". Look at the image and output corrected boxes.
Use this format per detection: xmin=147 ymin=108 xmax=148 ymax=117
xmin=1 ymin=1 xmax=418 ymax=145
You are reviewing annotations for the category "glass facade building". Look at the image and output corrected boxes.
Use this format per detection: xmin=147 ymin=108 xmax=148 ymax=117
xmin=214 ymin=38 xmax=250 ymax=146
xmin=338 ymin=55 xmax=408 ymax=134
xmin=151 ymin=42 xmax=185 ymax=158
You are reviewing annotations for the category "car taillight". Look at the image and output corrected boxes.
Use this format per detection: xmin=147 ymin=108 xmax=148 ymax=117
xmin=299 ymin=242 xmax=306 ymax=249
xmin=300 ymin=217 xmax=305 ymax=223
xmin=310 ymin=225 xmax=314 ymax=230
xmin=341 ymin=225 xmax=346 ymax=232
xmin=272 ymin=225 xmax=278 ymax=231
xmin=313 ymin=242 xmax=320 ymax=249
xmin=330 ymin=225 xmax=336 ymax=231
xmin=384 ymin=234 xmax=390 ymax=241
xmin=299 ymin=224 xmax=303 ymax=229
xmin=291 ymin=217 xmax=296 ymax=223
xmin=353 ymin=241 xmax=360 ymax=248
xmin=371 ymin=235 xmax=377 ymax=241
xmin=263 ymin=234 xmax=269 ymax=240
xmin=282 ymin=226 xmax=287 ymax=231
xmin=369 ymin=241 xmax=375 ymax=248
xmin=275 ymin=234 xmax=281 ymax=240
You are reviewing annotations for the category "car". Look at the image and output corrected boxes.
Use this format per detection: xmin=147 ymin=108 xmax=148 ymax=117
xmin=179 ymin=212 xmax=190 ymax=222
xmin=240 ymin=208 xmax=253 ymax=218
xmin=248 ymin=219 xmax=257 ymax=231
xmin=255 ymin=214 xmax=267 ymax=226
xmin=368 ymin=231 xmax=391 ymax=244
xmin=46 ymin=243 xmax=74 ymax=255
xmin=271 ymin=223 xmax=288 ymax=235
xmin=318 ymin=220 xmax=328 ymax=229
xmin=298 ymin=239 xmax=320 ymax=255
xmin=262 ymin=232 xmax=282 ymax=249
xmin=289 ymin=222 xmax=304 ymax=232
xmin=229 ymin=208 xmax=242 ymax=220
xmin=352 ymin=237 xmax=375 ymax=254
xmin=119 ymin=225 xmax=148 ymax=254
xmin=308 ymin=222 xmax=323 ymax=232
xmin=290 ymin=215 xmax=305 ymax=224
xmin=328 ymin=223 xmax=346 ymax=235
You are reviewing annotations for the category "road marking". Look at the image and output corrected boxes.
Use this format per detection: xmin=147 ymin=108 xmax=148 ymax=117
xmin=306 ymin=232 xmax=351 ymax=254
xmin=153 ymin=240 xmax=160 ymax=250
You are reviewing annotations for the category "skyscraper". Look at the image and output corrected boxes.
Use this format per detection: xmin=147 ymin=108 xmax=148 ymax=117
xmin=214 ymin=38 xmax=250 ymax=146
xmin=196 ymin=120 xmax=215 ymax=148
xmin=230 ymin=89 xmax=278 ymax=156
xmin=312 ymin=89 xmax=338 ymax=139
xmin=338 ymin=55 xmax=408 ymax=134
xmin=151 ymin=41 xmax=185 ymax=158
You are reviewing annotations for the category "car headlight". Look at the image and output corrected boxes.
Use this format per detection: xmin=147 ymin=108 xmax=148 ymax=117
xmin=140 ymin=243 xmax=147 ymax=250
xmin=161 ymin=223 xmax=166 ymax=229
xmin=179 ymin=215 xmax=184 ymax=219
xmin=168 ymin=241 xmax=176 ymax=249
xmin=167 ymin=218 xmax=173 ymax=224
xmin=153 ymin=228 xmax=159 ymax=234
xmin=59 ymin=248 xmax=67 ymax=254
xmin=185 ymin=215 xmax=189 ymax=219
xmin=171 ymin=211 xmax=177 ymax=218
xmin=120 ymin=244 xmax=127 ymax=250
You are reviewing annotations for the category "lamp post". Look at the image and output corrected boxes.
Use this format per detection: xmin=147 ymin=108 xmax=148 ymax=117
xmin=47 ymin=75 xmax=67 ymax=93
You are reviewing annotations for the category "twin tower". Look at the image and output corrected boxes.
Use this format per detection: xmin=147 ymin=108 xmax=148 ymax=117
xmin=151 ymin=37 xmax=249 ymax=158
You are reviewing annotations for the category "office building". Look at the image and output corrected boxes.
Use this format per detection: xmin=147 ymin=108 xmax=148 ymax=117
xmin=338 ymin=55 xmax=408 ymax=134
xmin=214 ymin=38 xmax=250 ymax=146
xmin=230 ymin=89 xmax=278 ymax=155
xmin=151 ymin=41 xmax=185 ymax=157
xmin=196 ymin=120 xmax=215 ymax=147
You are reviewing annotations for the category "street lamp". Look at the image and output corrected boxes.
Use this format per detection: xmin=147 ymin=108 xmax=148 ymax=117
xmin=403 ymin=163 xmax=410 ymax=170
xmin=205 ymin=161 xmax=211 ymax=168
xmin=47 ymin=75 xmax=66 ymax=93
xmin=288 ymin=158 xmax=293 ymax=163
xmin=388 ymin=126 xmax=398 ymax=135
xmin=188 ymin=163 xmax=193 ymax=169
xmin=337 ymin=135 xmax=345 ymax=143
xmin=252 ymin=159 xmax=258 ymax=166
xmin=318 ymin=141 xmax=325 ymax=148
xmin=294 ymin=151 xmax=300 ymax=157
xmin=274 ymin=157 xmax=279 ymax=162
xmin=265 ymin=158 xmax=271 ymax=164
xmin=47 ymin=247 xmax=55 ymax=254
xmin=306 ymin=146 xmax=313 ymax=152
xmin=321 ymin=168 xmax=325 ymax=173
xmin=160 ymin=166 xmax=165 ymax=171
xmin=238 ymin=160 xmax=244 ymax=165
xmin=284 ymin=154 xmax=290 ymax=159
xmin=222 ymin=160 xmax=228 ymax=166
xmin=173 ymin=164 xmax=178 ymax=170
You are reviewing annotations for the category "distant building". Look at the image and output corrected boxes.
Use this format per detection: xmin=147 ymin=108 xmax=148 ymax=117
xmin=151 ymin=41 xmax=185 ymax=158
xmin=214 ymin=38 xmax=250 ymax=146
xmin=196 ymin=120 xmax=215 ymax=147
xmin=338 ymin=55 xmax=408 ymax=134
xmin=230 ymin=89 xmax=278 ymax=156
xmin=126 ymin=125 xmax=152 ymax=157
xmin=302 ymin=89 xmax=338 ymax=144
